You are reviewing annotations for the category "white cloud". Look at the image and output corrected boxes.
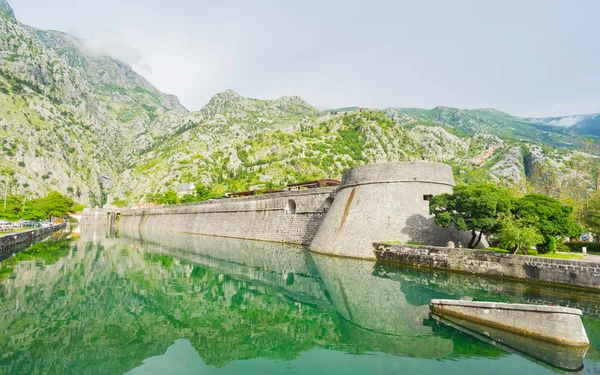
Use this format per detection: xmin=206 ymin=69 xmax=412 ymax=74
xmin=82 ymin=30 xmax=152 ymax=74
xmin=548 ymin=116 xmax=583 ymax=127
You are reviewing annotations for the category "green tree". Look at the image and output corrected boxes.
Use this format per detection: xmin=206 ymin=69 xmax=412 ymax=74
xmin=112 ymin=199 xmax=129 ymax=208
xmin=512 ymin=194 xmax=582 ymax=253
xmin=581 ymin=190 xmax=600 ymax=237
xmin=159 ymin=190 xmax=178 ymax=205
xmin=429 ymin=184 xmax=513 ymax=248
xmin=19 ymin=191 xmax=81 ymax=220
xmin=496 ymin=214 xmax=544 ymax=255
xmin=180 ymin=194 xmax=197 ymax=203
xmin=196 ymin=184 xmax=215 ymax=201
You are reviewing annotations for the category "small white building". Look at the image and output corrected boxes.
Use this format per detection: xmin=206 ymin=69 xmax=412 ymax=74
xmin=177 ymin=183 xmax=196 ymax=198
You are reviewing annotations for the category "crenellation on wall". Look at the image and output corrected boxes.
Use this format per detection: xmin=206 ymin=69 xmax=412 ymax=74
xmin=374 ymin=242 xmax=600 ymax=290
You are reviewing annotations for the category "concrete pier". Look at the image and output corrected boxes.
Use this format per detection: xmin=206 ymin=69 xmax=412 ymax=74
xmin=430 ymin=299 xmax=590 ymax=348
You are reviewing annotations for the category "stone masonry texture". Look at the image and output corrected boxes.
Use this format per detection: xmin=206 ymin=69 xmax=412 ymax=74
xmin=374 ymin=243 xmax=600 ymax=290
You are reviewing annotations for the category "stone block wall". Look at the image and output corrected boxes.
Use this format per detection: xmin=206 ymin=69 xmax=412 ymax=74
xmin=114 ymin=188 xmax=336 ymax=245
xmin=310 ymin=162 xmax=475 ymax=259
xmin=0 ymin=225 xmax=65 ymax=254
xmin=374 ymin=243 xmax=600 ymax=290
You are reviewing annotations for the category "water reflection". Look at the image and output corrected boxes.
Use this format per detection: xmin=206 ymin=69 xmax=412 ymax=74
xmin=0 ymin=227 xmax=598 ymax=375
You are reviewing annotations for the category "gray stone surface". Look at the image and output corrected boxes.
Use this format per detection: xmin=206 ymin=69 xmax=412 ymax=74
xmin=0 ymin=225 xmax=65 ymax=253
xmin=431 ymin=299 xmax=583 ymax=315
xmin=430 ymin=299 xmax=589 ymax=348
xmin=110 ymin=188 xmax=336 ymax=245
xmin=374 ymin=242 xmax=600 ymax=290
xmin=81 ymin=162 xmax=480 ymax=259
xmin=310 ymin=162 xmax=474 ymax=259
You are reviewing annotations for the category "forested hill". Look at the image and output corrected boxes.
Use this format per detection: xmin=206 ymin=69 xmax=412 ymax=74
xmin=0 ymin=0 xmax=598 ymax=207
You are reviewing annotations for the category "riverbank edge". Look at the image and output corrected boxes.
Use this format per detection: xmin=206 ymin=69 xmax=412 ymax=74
xmin=373 ymin=242 xmax=600 ymax=291
xmin=0 ymin=224 xmax=66 ymax=254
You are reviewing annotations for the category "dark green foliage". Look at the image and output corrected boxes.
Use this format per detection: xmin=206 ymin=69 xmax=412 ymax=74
xmin=581 ymin=190 xmax=600 ymax=235
xmin=563 ymin=242 xmax=600 ymax=253
xmin=159 ymin=190 xmax=178 ymax=205
xmin=538 ymin=235 xmax=557 ymax=254
xmin=512 ymin=194 xmax=582 ymax=253
xmin=0 ymin=191 xmax=82 ymax=221
xmin=430 ymin=184 xmax=514 ymax=248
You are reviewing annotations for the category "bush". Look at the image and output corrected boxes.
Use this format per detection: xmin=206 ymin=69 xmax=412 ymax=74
xmin=563 ymin=241 xmax=600 ymax=253
xmin=537 ymin=236 xmax=556 ymax=254
xmin=555 ymin=243 xmax=570 ymax=253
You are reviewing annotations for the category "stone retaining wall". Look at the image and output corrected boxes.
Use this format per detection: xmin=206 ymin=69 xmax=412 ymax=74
xmin=113 ymin=188 xmax=337 ymax=245
xmin=374 ymin=243 xmax=600 ymax=290
xmin=0 ymin=225 xmax=65 ymax=254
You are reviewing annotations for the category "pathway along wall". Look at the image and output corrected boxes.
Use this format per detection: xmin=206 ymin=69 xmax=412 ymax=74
xmin=116 ymin=188 xmax=336 ymax=245
xmin=309 ymin=162 xmax=473 ymax=259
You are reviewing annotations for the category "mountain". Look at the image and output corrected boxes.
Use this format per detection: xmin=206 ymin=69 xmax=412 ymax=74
xmin=528 ymin=113 xmax=600 ymax=137
xmin=0 ymin=0 xmax=596 ymax=207
xmin=0 ymin=0 xmax=186 ymax=205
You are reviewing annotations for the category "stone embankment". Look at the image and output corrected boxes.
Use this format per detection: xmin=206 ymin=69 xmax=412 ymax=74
xmin=374 ymin=243 xmax=600 ymax=290
xmin=0 ymin=225 xmax=65 ymax=254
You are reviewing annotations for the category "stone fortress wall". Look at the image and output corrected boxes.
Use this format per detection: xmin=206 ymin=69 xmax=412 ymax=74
xmin=83 ymin=187 xmax=337 ymax=246
xmin=309 ymin=162 xmax=472 ymax=259
xmin=80 ymin=162 xmax=470 ymax=258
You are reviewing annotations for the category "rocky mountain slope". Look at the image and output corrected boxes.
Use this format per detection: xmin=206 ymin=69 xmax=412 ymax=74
xmin=0 ymin=0 xmax=186 ymax=204
xmin=529 ymin=113 xmax=600 ymax=137
xmin=0 ymin=0 xmax=597 ymax=206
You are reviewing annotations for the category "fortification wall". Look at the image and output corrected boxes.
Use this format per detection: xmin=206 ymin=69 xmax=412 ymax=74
xmin=116 ymin=188 xmax=336 ymax=245
xmin=310 ymin=162 xmax=473 ymax=259
xmin=374 ymin=242 xmax=600 ymax=290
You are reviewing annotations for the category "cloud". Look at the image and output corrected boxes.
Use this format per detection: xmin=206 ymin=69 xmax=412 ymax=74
xmin=548 ymin=116 xmax=583 ymax=127
xmin=82 ymin=31 xmax=152 ymax=74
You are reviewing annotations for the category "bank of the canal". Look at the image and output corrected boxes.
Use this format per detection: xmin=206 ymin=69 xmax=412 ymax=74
xmin=0 ymin=224 xmax=66 ymax=256
xmin=374 ymin=242 xmax=600 ymax=291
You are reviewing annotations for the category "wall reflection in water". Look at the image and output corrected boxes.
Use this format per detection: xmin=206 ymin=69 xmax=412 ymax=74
xmin=0 ymin=226 xmax=598 ymax=375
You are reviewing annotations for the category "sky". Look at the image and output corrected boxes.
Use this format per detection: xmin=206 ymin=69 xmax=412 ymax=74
xmin=8 ymin=0 xmax=600 ymax=117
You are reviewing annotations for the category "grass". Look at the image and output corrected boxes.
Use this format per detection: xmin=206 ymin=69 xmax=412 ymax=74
xmin=0 ymin=228 xmax=32 ymax=236
xmin=486 ymin=247 xmax=583 ymax=260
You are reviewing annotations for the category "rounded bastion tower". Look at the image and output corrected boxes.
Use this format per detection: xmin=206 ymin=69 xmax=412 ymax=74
xmin=309 ymin=162 xmax=464 ymax=259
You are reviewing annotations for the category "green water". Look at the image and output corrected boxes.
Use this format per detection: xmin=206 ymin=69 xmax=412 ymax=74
xmin=1 ymin=227 xmax=599 ymax=375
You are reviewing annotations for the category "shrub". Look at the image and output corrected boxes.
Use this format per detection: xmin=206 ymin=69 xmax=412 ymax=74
xmin=563 ymin=241 xmax=600 ymax=253
xmin=537 ymin=236 xmax=556 ymax=254
xmin=555 ymin=243 xmax=570 ymax=253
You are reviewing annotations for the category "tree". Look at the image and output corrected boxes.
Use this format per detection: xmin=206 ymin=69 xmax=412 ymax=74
xmin=496 ymin=214 xmax=544 ymax=255
xmin=513 ymin=194 xmax=582 ymax=253
xmin=581 ymin=190 xmax=600 ymax=237
xmin=196 ymin=184 xmax=215 ymax=201
xmin=429 ymin=184 xmax=514 ymax=248
xmin=180 ymin=194 xmax=197 ymax=203
xmin=159 ymin=190 xmax=178 ymax=205
xmin=18 ymin=191 xmax=81 ymax=220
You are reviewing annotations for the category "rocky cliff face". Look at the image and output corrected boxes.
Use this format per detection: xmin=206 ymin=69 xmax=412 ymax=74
xmin=0 ymin=0 xmax=595 ymax=206
xmin=0 ymin=1 xmax=186 ymax=205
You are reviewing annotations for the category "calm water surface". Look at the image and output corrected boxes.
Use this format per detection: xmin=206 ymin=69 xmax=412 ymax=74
xmin=0 ymin=227 xmax=599 ymax=375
